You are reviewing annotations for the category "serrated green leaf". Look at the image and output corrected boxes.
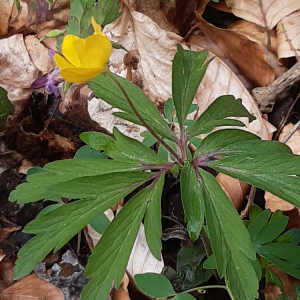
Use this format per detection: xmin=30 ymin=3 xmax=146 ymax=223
xmin=90 ymin=212 xmax=110 ymax=234
xmin=89 ymin=73 xmax=176 ymax=142
xmin=36 ymin=204 xmax=63 ymax=219
xmin=80 ymin=23 xmax=94 ymax=38
xmin=80 ymin=131 xmax=115 ymax=150
xmin=70 ymin=0 xmax=84 ymax=22
xmin=0 ymin=87 xmax=14 ymax=130
xmin=80 ymin=4 xmax=105 ymax=31
xmin=135 ymin=273 xmax=176 ymax=298
xmin=188 ymin=95 xmax=256 ymax=138
xmin=144 ymin=174 xmax=164 ymax=260
xmin=265 ymin=268 xmax=284 ymax=291
xmin=66 ymin=16 xmax=80 ymax=36
xmin=113 ymin=111 xmax=143 ymax=126
xmin=10 ymin=160 xmax=145 ymax=203
xmin=253 ymin=215 xmax=288 ymax=245
xmin=82 ymin=187 xmax=151 ymax=300
xmin=180 ymin=163 xmax=205 ymax=241
xmin=98 ymin=0 xmax=122 ymax=25
xmin=194 ymin=129 xmax=259 ymax=158
xmin=79 ymin=0 xmax=96 ymax=9
xmin=248 ymin=209 xmax=271 ymax=241
xmin=172 ymin=44 xmax=211 ymax=127
xmin=14 ymin=175 xmax=141 ymax=279
xmin=207 ymin=140 xmax=300 ymax=207
xmin=199 ymin=168 xmax=258 ymax=300
xmin=141 ymin=131 xmax=157 ymax=147
xmin=48 ymin=171 xmax=155 ymax=199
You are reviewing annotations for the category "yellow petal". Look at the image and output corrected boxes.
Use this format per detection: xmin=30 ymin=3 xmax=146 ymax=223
xmin=73 ymin=35 xmax=112 ymax=68
xmin=62 ymin=35 xmax=82 ymax=67
xmin=59 ymin=67 xmax=104 ymax=83
xmin=54 ymin=53 xmax=75 ymax=70
xmin=91 ymin=16 xmax=105 ymax=36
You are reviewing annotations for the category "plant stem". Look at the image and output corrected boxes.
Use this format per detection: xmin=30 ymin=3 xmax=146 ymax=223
xmin=106 ymin=71 xmax=184 ymax=165
xmin=179 ymin=285 xmax=228 ymax=295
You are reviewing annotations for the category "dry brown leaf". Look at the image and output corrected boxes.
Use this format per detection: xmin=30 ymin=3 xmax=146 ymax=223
xmin=225 ymin=0 xmax=300 ymax=30
xmin=24 ymin=35 xmax=55 ymax=75
xmin=217 ymin=173 xmax=249 ymax=210
xmin=127 ymin=225 xmax=164 ymax=277
xmin=0 ymin=84 xmax=32 ymax=102
xmin=0 ymin=34 xmax=39 ymax=88
xmin=265 ymin=123 xmax=300 ymax=212
xmin=0 ymin=273 xmax=64 ymax=300
xmin=0 ymin=257 xmax=15 ymax=293
xmin=196 ymin=15 xmax=275 ymax=86
xmin=0 ymin=0 xmax=14 ymax=36
xmin=93 ymin=8 xmax=275 ymax=140
xmin=111 ymin=273 xmax=130 ymax=300
xmin=277 ymin=10 xmax=300 ymax=61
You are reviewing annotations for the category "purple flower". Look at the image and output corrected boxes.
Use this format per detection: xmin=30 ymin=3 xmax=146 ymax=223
xmin=31 ymin=67 xmax=63 ymax=97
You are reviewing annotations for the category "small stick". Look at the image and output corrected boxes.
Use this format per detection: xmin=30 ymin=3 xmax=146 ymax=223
xmin=281 ymin=119 xmax=300 ymax=143
xmin=240 ymin=186 xmax=256 ymax=219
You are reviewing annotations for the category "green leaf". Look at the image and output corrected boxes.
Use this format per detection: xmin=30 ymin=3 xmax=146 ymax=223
xmin=35 ymin=204 xmax=63 ymax=219
xmin=90 ymin=212 xmax=110 ymax=234
xmin=247 ymin=209 xmax=271 ymax=242
xmin=144 ymin=174 xmax=165 ymax=260
xmin=14 ymin=178 xmax=136 ymax=279
xmin=74 ymin=145 xmax=106 ymax=159
xmin=82 ymin=187 xmax=151 ymax=300
xmin=278 ymin=295 xmax=294 ymax=300
xmin=98 ymin=0 xmax=122 ymax=25
xmin=176 ymin=246 xmax=213 ymax=291
xmin=276 ymin=229 xmax=300 ymax=244
xmin=203 ymin=254 xmax=216 ymax=269
xmin=180 ymin=163 xmax=205 ymax=241
xmin=257 ymin=243 xmax=300 ymax=278
xmin=265 ymin=268 xmax=284 ymax=291
xmin=70 ymin=0 xmax=84 ymax=22
xmin=0 ymin=87 xmax=14 ymax=131
xmin=164 ymin=98 xmax=174 ymax=122
xmin=141 ymin=131 xmax=157 ymax=148
xmin=253 ymin=215 xmax=288 ymax=245
xmin=80 ymin=131 xmax=115 ymax=150
xmin=172 ymin=293 xmax=197 ymax=300
xmin=80 ymin=4 xmax=105 ymax=30
xmin=194 ymin=129 xmax=259 ymax=158
xmin=112 ymin=111 xmax=143 ymax=126
xmin=135 ymin=273 xmax=176 ymax=298
xmin=89 ymin=73 xmax=176 ymax=142
xmin=66 ymin=16 xmax=80 ymax=36
xmin=10 ymin=160 xmax=145 ymax=204
xmin=172 ymin=44 xmax=211 ymax=126
xmin=188 ymin=95 xmax=256 ymax=138
xmin=199 ymin=168 xmax=258 ymax=300
xmin=249 ymin=204 xmax=263 ymax=221
xmin=206 ymin=140 xmax=300 ymax=207
xmin=293 ymin=284 xmax=300 ymax=297
xmin=251 ymin=258 xmax=262 ymax=281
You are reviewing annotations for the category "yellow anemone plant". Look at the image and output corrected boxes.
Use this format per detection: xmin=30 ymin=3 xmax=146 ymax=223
xmin=54 ymin=17 xmax=112 ymax=83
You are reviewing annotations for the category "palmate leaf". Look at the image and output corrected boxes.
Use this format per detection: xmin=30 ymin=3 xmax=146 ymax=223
xmin=180 ymin=163 xmax=205 ymax=241
xmin=172 ymin=44 xmax=211 ymax=127
xmin=89 ymin=73 xmax=176 ymax=142
xmin=206 ymin=140 xmax=300 ymax=207
xmin=188 ymin=95 xmax=256 ymax=139
xmin=199 ymin=168 xmax=258 ymax=300
xmin=14 ymin=169 xmax=151 ymax=279
xmin=10 ymin=160 xmax=144 ymax=203
xmin=82 ymin=179 xmax=164 ymax=300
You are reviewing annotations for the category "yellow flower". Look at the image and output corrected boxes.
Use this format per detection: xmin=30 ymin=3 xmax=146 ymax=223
xmin=54 ymin=17 xmax=112 ymax=83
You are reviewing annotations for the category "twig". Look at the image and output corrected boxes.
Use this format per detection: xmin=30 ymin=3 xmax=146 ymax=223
xmin=252 ymin=61 xmax=300 ymax=113
xmin=281 ymin=119 xmax=300 ymax=143
xmin=273 ymin=92 xmax=300 ymax=140
xmin=240 ymin=186 xmax=256 ymax=219
xmin=106 ymin=71 xmax=184 ymax=165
